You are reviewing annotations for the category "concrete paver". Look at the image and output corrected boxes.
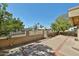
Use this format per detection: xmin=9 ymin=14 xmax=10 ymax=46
xmin=40 ymin=35 xmax=79 ymax=56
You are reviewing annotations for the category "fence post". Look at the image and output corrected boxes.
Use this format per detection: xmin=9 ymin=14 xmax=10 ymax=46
xmin=43 ymin=29 xmax=48 ymax=38
xmin=25 ymin=30 xmax=29 ymax=37
xmin=42 ymin=29 xmax=44 ymax=37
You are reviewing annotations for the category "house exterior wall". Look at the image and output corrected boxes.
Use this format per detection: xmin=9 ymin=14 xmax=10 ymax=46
xmin=69 ymin=7 xmax=79 ymax=17
xmin=68 ymin=6 xmax=79 ymax=26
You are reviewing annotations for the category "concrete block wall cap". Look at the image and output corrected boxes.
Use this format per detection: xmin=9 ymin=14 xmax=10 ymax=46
xmin=68 ymin=6 xmax=79 ymax=11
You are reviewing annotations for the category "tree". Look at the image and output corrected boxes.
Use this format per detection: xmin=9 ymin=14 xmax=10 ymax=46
xmin=0 ymin=3 xmax=8 ymax=36
xmin=51 ymin=14 xmax=72 ymax=32
xmin=12 ymin=18 xmax=24 ymax=32
xmin=40 ymin=25 xmax=43 ymax=28
xmin=0 ymin=3 xmax=24 ymax=36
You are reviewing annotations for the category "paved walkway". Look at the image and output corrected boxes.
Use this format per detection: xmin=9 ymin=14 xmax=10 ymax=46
xmin=40 ymin=35 xmax=79 ymax=56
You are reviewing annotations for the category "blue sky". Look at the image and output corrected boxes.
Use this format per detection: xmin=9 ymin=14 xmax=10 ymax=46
xmin=7 ymin=3 xmax=78 ymax=28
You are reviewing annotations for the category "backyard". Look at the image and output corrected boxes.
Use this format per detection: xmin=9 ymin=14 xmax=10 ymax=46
xmin=0 ymin=3 xmax=79 ymax=56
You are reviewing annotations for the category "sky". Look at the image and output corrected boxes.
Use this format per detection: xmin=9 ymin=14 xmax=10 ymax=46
xmin=7 ymin=3 xmax=79 ymax=28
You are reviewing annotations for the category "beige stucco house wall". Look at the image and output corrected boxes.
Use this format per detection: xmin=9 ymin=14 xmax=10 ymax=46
xmin=68 ymin=6 xmax=79 ymax=40
xmin=69 ymin=6 xmax=79 ymax=17
xmin=68 ymin=6 xmax=79 ymax=26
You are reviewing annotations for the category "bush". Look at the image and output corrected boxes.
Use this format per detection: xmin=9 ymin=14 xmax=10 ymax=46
xmin=59 ymin=31 xmax=77 ymax=37
xmin=47 ymin=32 xmax=58 ymax=37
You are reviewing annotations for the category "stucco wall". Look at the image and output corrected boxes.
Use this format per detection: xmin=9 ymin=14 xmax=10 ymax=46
xmin=69 ymin=8 xmax=79 ymax=17
xmin=0 ymin=34 xmax=44 ymax=49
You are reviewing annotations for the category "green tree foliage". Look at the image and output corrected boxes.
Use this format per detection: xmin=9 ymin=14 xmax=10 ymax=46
xmin=0 ymin=3 xmax=24 ymax=36
xmin=40 ymin=25 xmax=44 ymax=29
xmin=51 ymin=14 xmax=72 ymax=32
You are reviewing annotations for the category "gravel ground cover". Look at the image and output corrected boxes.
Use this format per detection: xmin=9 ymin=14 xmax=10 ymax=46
xmin=7 ymin=43 xmax=54 ymax=56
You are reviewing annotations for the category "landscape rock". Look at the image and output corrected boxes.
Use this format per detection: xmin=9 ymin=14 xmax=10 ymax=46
xmin=7 ymin=43 xmax=53 ymax=56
